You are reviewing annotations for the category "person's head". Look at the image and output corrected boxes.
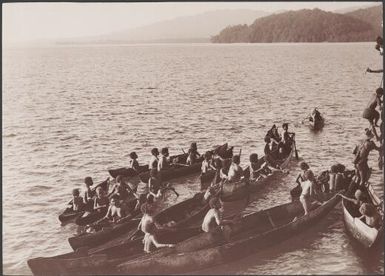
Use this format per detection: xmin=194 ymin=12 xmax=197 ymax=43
xmin=209 ymin=197 xmax=221 ymax=210
xmin=204 ymin=151 xmax=212 ymax=161
xmin=151 ymin=148 xmax=159 ymax=156
xmin=354 ymin=189 xmax=363 ymax=201
xmin=376 ymin=87 xmax=383 ymax=97
xmin=232 ymin=155 xmax=240 ymax=165
xmin=96 ymin=186 xmax=104 ymax=197
xmin=249 ymin=153 xmax=258 ymax=163
xmin=213 ymin=158 xmax=222 ymax=169
xmin=129 ymin=152 xmax=138 ymax=160
xmin=300 ymin=162 xmax=310 ymax=171
xmin=110 ymin=194 xmax=120 ymax=206
xmin=282 ymin=123 xmax=289 ymax=131
xmin=264 ymin=136 xmax=271 ymax=144
xmin=150 ymin=168 xmax=158 ymax=178
xmin=84 ymin=177 xmax=93 ymax=187
xmin=161 ymin=147 xmax=169 ymax=157
xmin=72 ymin=188 xmax=80 ymax=197
xmin=330 ymin=165 xmax=338 ymax=174
xmin=365 ymin=128 xmax=374 ymax=139
xmin=190 ymin=142 xmax=197 ymax=150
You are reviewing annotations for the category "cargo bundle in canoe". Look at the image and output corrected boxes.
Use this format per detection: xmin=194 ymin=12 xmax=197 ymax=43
xmin=58 ymin=178 xmax=109 ymax=225
xmin=28 ymin=192 xmax=210 ymax=276
xmin=342 ymin=179 xmax=384 ymax=248
xmin=116 ymin=192 xmax=341 ymax=274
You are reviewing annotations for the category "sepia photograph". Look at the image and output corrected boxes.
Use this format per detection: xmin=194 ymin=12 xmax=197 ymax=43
xmin=2 ymin=1 xmax=384 ymax=275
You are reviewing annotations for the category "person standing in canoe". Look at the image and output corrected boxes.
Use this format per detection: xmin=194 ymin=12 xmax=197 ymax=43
xmin=362 ymin=88 xmax=383 ymax=127
xmin=138 ymin=202 xmax=175 ymax=253
xmin=186 ymin=142 xmax=201 ymax=165
xmin=93 ymin=186 xmax=109 ymax=213
xmin=296 ymin=162 xmax=317 ymax=216
xmin=281 ymin=123 xmax=295 ymax=156
xmin=353 ymin=129 xmax=381 ymax=186
xmin=264 ymin=137 xmax=285 ymax=171
xmin=265 ymin=125 xmax=281 ymax=156
xmin=201 ymin=151 xmax=216 ymax=175
xmin=70 ymin=188 xmax=85 ymax=212
xmin=158 ymin=147 xmax=170 ymax=173
xmin=148 ymin=148 xmax=159 ymax=170
xmin=148 ymin=169 xmax=163 ymax=199
xmin=134 ymin=176 xmax=149 ymax=211
xmin=128 ymin=151 xmax=140 ymax=172
xmin=108 ymin=175 xmax=133 ymax=201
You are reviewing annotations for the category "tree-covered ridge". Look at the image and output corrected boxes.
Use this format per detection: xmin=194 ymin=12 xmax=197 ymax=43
xmin=211 ymin=7 xmax=382 ymax=43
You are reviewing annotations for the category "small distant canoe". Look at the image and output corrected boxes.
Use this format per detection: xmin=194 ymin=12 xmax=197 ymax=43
xmin=116 ymin=192 xmax=341 ymax=274
xmin=108 ymin=166 xmax=148 ymax=179
xmin=28 ymin=193 xmax=210 ymax=276
xmin=58 ymin=179 xmax=109 ymax=225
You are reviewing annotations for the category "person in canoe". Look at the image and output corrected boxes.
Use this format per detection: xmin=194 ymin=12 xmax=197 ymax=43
xmin=201 ymin=151 xmax=216 ymax=175
xmin=128 ymin=151 xmax=140 ymax=172
xmin=69 ymin=188 xmax=85 ymax=212
xmin=138 ymin=202 xmax=175 ymax=253
xmin=83 ymin=176 xmax=96 ymax=210
xmin=246 ymin=153 xmax=271 ymax=181
xmin=134 ymin=177 xmax=149 ymax=211
xmin=264 ymin=136 xmax=285 ymax=171
xmin=265 ymin=124 xmax=281 ymax=156
xmin=93 ymin=186 xmax=109 ymax=213
xmin=186 ymin=142 xmax=201 ymax=165
xmin=362 ymin=88 xmax=383 ymax=128
xmin=280 ymin=123 xmax=295 ymax=156
xmin=103 ymin=194 xmax=129 ymax=223
xmin=202 ymin=197 xmax=234 ymax=233
xmin=337 ymin=189 xmax=366 ymax=207
xmin=221 ymin=155 xmax=243 ymax=182
xmin=157 ymin=147 xmax=170 ymax=172
xmin=149 ymin=148 xmax=159 ymax=170
xmin=108 ymin=175 xmax=133 ymax=200
xmin=359 ymin=203 xmax=382 ymax=228
xmin=296 ymin=162 xmax=318 ymax=216
xmin=309 ymin=108 xmax=322 ymax=123
xmin=148 ymin=169 xmax=163 ymax=199
xmin=353 ymin=129 xmax=381 ymax=186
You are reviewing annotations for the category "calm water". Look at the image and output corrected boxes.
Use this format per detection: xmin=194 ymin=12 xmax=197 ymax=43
xmin=2 ymin=43 xmax=384 ymax=275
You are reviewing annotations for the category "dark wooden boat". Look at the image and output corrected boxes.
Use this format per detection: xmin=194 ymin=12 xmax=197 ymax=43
xmin=74 ymin=208 xmax=108 ymax=226
xmin=342 ymin=179 xmax=384 ymax=248
xmin=116 ymin=192 xmax=341 ymax=274
xmin=28 ymin=193 xmax=210 ymax=276
xmin=68 ymin=198 xmax=140 ymax=250
xmin=108 ymin=165 xmax=148 ymax=179
xmin=58 ymin=178 xmax=109 ymax=225
xmin=309 ymin=115 xmax=324 ymax=131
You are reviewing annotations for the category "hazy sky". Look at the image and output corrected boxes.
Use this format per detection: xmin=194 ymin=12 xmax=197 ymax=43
xmin=3 ymin=2 xmax=379 ymax=43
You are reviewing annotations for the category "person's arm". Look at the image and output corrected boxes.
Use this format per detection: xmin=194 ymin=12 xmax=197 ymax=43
xmin=149 ymin=235 xmax=174 ymax=248
xmin=337 ymin=194 xmax=357 ymax=204
xmin=296 ymin=174 xmax=303 ymax=185
xmin=104 ymin=205 xmax=112 ymax=219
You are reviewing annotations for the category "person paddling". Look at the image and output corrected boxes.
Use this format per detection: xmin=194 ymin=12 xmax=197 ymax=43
xmin=70 ymin=188 xmax=84 ymax=212
xmin=83 ymin=176 xmax=96 ymax=210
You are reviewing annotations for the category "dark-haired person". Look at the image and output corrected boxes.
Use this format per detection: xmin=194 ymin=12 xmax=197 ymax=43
xmin=128 ymin=151 xmax=140 ymax=171
xmin=148 ymin=148 xmax=159 ymax=170
xmin=104 ymin=195 xmax=127 ymax=223
xmin=265 ymin=125 xmax=281 ymax=157
xmin=354 ymin=129 xmax=381 ymax=186
xmin=186 ymin=142 xmax=201 ymax=165
xmin=221 ymin=155 xmax=243 ymax=182
xmin=70 ymin=188 xmax=85 ymax=212
xmin=108 ymin=175 xmax=132 ymax=200
xmin=359 ymin=203 xmax=381 ymax=228
xmin=157 ymin=147 xmax=170 ymax=172
xmin=281 ymin=123 xmax=295 ymax=156
xmin=362 ymin=88 xmax=383 ymax=127
xmin=247 ymin=153 xmax=270 ymax=181
xmin=296 ymin=162 xmax=317 ymax=216
xmin=83 ymin=176 xmax=95 ymax=209
xmin=202 ymin=197 xmax=232 ymax=233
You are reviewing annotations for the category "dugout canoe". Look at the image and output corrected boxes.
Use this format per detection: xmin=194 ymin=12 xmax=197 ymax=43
xmin=28 ymin=193 xmax=210 ymax=275
xmin=342 ymin=179 xmax=384 ymax=248
xmin=68 ymin=197 xmax=140 ymax=250
xmin=58 ymin=178 xmax=109 ymax=225
xmin=116 ymin=192 xmax=341 ymax=274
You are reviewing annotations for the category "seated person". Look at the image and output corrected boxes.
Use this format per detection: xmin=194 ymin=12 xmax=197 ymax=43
xmin=266 ymin=124 xmax=281 ymax=156
xmin=108 ymin=175 xmax=133 ymax=200
xmin=201 ymin=151 xmax=216 ymax=175
xmin=221 ymin=155 xmax=243 ymax=182
xmin=83 ymin=176 xmax=96 ymax=210
xmin=93 ymin=186 xmax=109 ymax=213
xmin=186 ymin=142 xmax=201 ymax=165
xmin=338 ymin=189 xmax=366 ymax=207
xmin=70 ymin=188 xmax=84 ymax=212
xmin=202 ymin=197 xmax=233 ymax=233
xmin=359 ymin=203 xmax=381 ymax=228
xmin=247 ymin=153 xmax=271 ymax=181
xmin=128 ymin=151 xmax=140 ymax=171
xmin=104 ymin=194 xmax=128 ymax=223
xmin=264 ymin=137 xmax=285 ymax=171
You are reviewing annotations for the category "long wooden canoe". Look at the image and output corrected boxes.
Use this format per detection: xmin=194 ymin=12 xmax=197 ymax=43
xmin=116 ymin=192 xmax=341 ymax=274
xmin=28 ymin=193 xmax=209 ymax=276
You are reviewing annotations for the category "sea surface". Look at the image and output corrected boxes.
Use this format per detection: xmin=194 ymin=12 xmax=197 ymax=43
xmin=2 ymin=43 xmax=384 ymax=275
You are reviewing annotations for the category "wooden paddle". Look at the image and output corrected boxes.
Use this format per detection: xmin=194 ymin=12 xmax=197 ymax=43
xmin=293 ymin=136 xmax=299 ymax=160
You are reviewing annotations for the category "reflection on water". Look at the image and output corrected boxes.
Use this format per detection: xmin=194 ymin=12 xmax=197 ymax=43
xmin=3 ymin=43 xmax=383 ymax=274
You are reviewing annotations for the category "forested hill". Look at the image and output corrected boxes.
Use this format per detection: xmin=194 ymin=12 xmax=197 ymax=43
xmin=211 ymin=6 xmax=382 ymax=43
